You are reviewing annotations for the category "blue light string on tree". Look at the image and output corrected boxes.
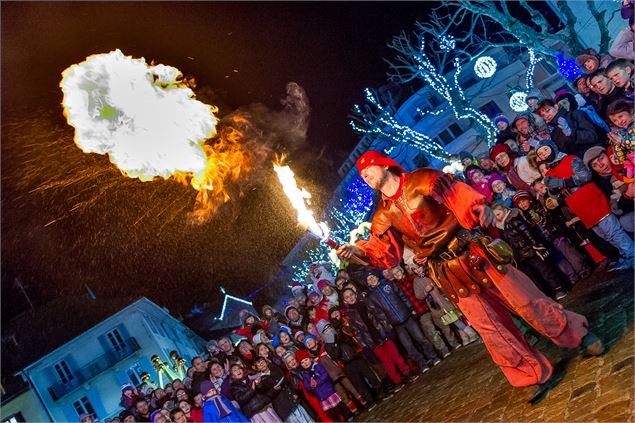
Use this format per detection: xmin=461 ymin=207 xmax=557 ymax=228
xmin=557 ymin=53 xmax=582 ymax=80
xmin=288 ymin=176 xmax=375 ymax=282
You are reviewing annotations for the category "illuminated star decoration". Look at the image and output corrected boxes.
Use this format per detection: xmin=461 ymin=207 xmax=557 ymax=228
xmin=474 ymin=56 xmax=497 ymax=79
xmin=556 ymin=53 xmax=583 ymax=80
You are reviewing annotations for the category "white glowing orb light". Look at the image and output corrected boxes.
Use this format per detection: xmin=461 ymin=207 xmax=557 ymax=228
xmin=442 ymin=160 xmax=464 ymax=175
xmin=510 ymin=92 xmax=529 ymax=112
xmin=474 ymin=56 xmax=497 ymax=79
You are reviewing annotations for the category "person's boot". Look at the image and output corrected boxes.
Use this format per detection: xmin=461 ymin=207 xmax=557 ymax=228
xmin=581 ymin=332 xmax=605 ymax=356
xmin=346 ymin=400 xmax=359 ymax=415
xmin=524 ymin=383 xmax=547 ymax=403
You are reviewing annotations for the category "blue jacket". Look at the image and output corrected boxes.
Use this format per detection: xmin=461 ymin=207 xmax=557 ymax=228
xmin=202 ymin=395 xmax=249 ymax=422
xmin=365 ymin=279 xmax=413 ymax=325
xmin=301 ymin=362 xmax=337 ymax=401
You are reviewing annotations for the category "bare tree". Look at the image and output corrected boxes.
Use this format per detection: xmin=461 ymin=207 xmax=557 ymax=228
xmin=444 ymin=0 xmax=618 ymax=57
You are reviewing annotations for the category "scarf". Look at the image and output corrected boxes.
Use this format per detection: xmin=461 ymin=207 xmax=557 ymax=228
xmin=207 ymin=395 xmax=232 ymax=419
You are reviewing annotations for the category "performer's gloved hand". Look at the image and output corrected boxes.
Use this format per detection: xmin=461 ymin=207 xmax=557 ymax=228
xmin=532 ymin=245 xmax=549 ymax=261
xmin=336 ymin=244 xmax=363 ymax=260
xmin=473 ymin=204 xmax=495 ymax=227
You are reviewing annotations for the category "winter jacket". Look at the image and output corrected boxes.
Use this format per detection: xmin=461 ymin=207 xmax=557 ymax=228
xmin=593 ymin=172 xmax=634 ymax=216
xmin=230 ymin=376 xmax=272 ymax=418
xmin=301 ymin=362 xmax=337 ymax=401
xmin=256 ymin=365 xmax=298 ymax=420
xmin=202 ymin=396 xmax=249 ymax=422
xmin=497 ymin=209 xmax=545 ymax=261
xmin=324 ymin=333 xmax=363 ymax=365
xmin=546 ymin=108 xmax=603 ymax=158
xmin=341 ymin=302 xmax=393 ymax=350
xmin=365 ymin=279 xmax=413 ymax=325
xmin=609 ymin=26 xmax=635 ymax=61
xmin=287 ymin=367 xmax=332 ymax=422
xmin=307 ymin=345 xmax=345 ymax=381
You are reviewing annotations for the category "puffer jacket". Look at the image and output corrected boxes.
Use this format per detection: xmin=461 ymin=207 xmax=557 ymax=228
xmin=256 ymin=365 xmax=297 ymax=420
xmin=546 ymin=107 xmax=603 ymax=158
xmin=341 ymin=302 xmax=393 ymax=350
xmin=365 ymin=279 xmax=413 ymax=325
xmin=230 ymin=376 xmax=272 ymax=418
xmin=302 ymin=362 xmax=337 ymax=402
xmin=498 ymin=209 xmax=545 ymax=261
xmin=324 ymin=332 xmax=363 ymax=365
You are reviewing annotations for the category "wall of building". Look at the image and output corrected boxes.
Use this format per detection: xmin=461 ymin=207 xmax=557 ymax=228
xmin=0 ymin=389 xmax=50 ymax=423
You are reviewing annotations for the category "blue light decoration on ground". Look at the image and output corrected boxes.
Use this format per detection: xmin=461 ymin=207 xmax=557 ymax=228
xmin=557 ymin=53 xmax=583 ymax=80
xmin=287 ymin=176 xmax=375 ymax=282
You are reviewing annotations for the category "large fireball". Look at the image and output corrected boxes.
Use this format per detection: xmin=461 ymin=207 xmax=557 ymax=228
xmin=60 ymin=49 xmax=217 ymax=182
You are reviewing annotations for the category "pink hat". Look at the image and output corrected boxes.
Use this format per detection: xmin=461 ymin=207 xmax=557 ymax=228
xmin=317 ymin=279 xmax=332 ymax=291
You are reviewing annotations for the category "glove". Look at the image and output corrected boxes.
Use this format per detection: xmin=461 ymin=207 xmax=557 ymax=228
xmin=544 ymin=175 xmax=565 ymax=190
xmin=557 ymin=117 xmax=572 ymax=137
xmin=533 ymin=245 xmax=550 ymax=261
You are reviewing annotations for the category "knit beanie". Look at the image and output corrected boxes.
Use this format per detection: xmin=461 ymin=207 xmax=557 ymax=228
xmin=494 ymin=114 xmax=509 ymax=125
xmin=295 ymin=349 xmax=311 ymax=362
xmin=291 ymin=281 xmax=304 ymax=294
xmin=488 ymin=174 xmax=507 ymax=190
xmin=512 ymin=191 xmax=533 ymax=207
xmin=489 ymin=143 xmax=511 ymax=162
xmin=303 ymin=334 xmax=318 ymax=348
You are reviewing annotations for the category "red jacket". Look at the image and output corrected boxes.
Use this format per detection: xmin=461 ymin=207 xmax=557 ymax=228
xmin=546 ymin=155 xmax=610 ymax=228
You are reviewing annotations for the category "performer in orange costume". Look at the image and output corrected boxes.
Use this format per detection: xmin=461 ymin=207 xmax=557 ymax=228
xmin=336 ymin=151 xmax=604 ymax=398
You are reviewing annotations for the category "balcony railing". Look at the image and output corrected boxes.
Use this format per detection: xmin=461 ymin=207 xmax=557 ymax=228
xmin=48 ymin=338 xmax=140 ymax=401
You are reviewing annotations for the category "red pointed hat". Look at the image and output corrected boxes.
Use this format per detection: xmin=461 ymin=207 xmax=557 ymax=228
xmin=356 ymin=151 xmax=404 ymax=175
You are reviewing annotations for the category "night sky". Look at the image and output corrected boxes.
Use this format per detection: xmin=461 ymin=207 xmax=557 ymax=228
xmin=1 ymin=2 xmax=437 ymax=320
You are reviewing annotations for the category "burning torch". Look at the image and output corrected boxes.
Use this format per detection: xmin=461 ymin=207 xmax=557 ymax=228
xmin=273 ymin=162 xmax=367 ymax=265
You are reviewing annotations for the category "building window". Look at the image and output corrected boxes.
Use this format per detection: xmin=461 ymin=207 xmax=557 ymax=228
xmin=412 ymin=153 xmax=430 ymax=168
xmin=436 ymin=129 xmax=454 ymax=146
xmin=2 ymin=413 xmax=25 ymax=423
xmin=461 ymin=75 xmax=478 ymax=89
xmin=448 ymin=123 xmax=464 ymax=138
xmin=479 ymin=101 xmax=503 ymax=119
xmin=540 ymin=60 xmax=557 ymax=76
xmin=73 ymin=396 xmax=96 ymax=418
xmin=127 ymin=364 xmax=142 ymax=386
xmin=428 ymin=94 xmax=444 ymax=108
xmin=144 ymin=316 xmax=159 ymax=335
xmin=54 ymin=360 xmax=74 ymax=384
xmin=552 ymin=84 xmax=570 ymax=97
xmin=106 ymin=329 xmax=126 ymax=352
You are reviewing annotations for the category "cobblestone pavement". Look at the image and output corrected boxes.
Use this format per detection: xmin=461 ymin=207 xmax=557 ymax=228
xmin=357 ymin=269 xmax=634 ymax=422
